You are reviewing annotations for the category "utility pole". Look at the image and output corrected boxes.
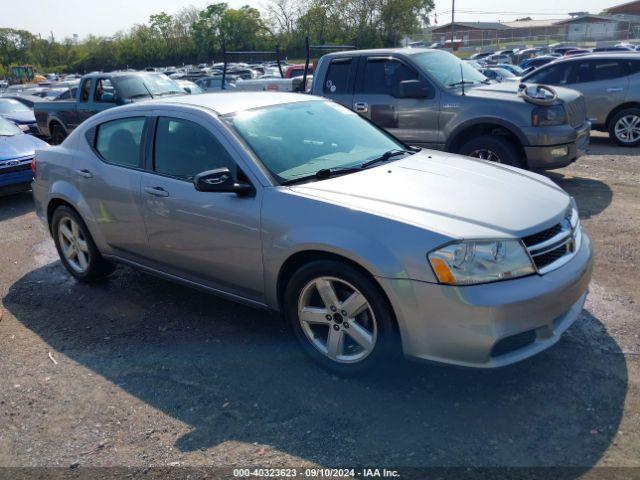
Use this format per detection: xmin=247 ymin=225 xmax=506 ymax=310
xmin=451 ymin=0 xmax=455 ymax=47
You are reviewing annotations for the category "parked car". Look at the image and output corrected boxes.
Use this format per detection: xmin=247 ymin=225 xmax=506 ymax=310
xmin=484 ymin=53 xmax=512 ymax=65
xmin=283 ymin=64 xmax=314 ymax=78
xmin=34 ymin=72 xmax=183 ymax=144
xmin=0 ymin=98 xmax=39 ymax=135
xmin=519 ymin=55 xmax=557 ymax=71
xmin=469 ymin=51 xmax=493 ymax=61
xmin=496 ymin=63 xmax=524 ymax=76
xmin=0 ymin=94 xmax=46 ymax=109
xmin=31 ymin=92 xmax=593 ymax=374
xmin=312 ymin=48 xmax=590 ymax=170
xmin=195 ymin=76 xmax=236 ymax=92
xmin=593 ymin=45 xmax=635 ymax=52
xmin=0 ymin=116 xmax=48 ymax=195
xmin=553 ymin=46 xmax=579 ymax=55
xmin=481 ymin=67 xmax=516 ymax=82
xmin=175 ymin=80 xmax=204 ymax=94
xmin=522 ymin=53 xmax=640 ymax=146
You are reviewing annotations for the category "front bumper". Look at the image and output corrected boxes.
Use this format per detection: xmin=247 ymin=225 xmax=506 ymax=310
xmin=522 ymin=121 xmax=590 ymax=170
xmin=378 ymin=232 xmax=593 ymax=368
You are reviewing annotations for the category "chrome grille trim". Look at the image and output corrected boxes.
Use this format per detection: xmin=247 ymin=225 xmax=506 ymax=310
xmin=523 ymin=206 xmax=581 ymax=274
xmin=566 ymin=97 xmax=587 ymax=128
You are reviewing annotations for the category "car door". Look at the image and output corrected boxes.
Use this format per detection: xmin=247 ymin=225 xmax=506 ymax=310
xmin=76 ymin=77 xmax=97 ymax=125
xmin=317 ymin=56 xmax=356 ymax=109
xmin=351 ymin=55 xmax=440 ymax=147
xmin=139 ymin=111 xmax=264 ymax=301
xmin=565 ymin=59 xmax=631 ymax=126
xmin=75 ymin=115 xmax=149 ymax=260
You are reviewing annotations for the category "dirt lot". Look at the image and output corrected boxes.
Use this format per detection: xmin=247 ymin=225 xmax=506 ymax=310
xmin=0 ymin=132 xmax=638 ymax=477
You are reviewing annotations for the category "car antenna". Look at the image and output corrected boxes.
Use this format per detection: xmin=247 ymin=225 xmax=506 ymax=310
xmin=460 ymin=65 xmax=466 ymax=96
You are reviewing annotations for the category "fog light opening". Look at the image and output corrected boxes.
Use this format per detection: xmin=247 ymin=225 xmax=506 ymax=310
xmin=550 ymin=146 xmax=569 ymax=158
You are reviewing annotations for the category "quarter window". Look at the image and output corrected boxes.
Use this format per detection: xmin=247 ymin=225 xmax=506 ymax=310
xmin=361 ymin=58 xmax=420 ymax=96
xmin=323 ymin=58 xmax=353 ymax=94
xmin=154 ymin=117 xmax=234 ymax=179
xmin=95 ymin=117 xmax=145 ymax=168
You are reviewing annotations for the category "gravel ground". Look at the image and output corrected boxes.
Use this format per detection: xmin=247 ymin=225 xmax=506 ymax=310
xmin=0 ymin=132 xmax=638 ymax=477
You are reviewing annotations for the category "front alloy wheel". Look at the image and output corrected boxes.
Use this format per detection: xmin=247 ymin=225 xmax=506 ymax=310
xmin=468 ymin=149 xmax=502 ymax=163
xmin=298 ymin=276 xmax=377 ymax=363
xmin=285 ymin=260 xmax=399 ymax=375
xmin=614 ymin=114 xmax=640 ymax=145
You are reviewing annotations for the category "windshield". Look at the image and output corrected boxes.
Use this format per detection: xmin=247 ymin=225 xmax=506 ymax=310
xmin=411 ymin=50 xmax=487 ymax=87
xmin=0 ymin=99 xmax=30 ymax=113
xmin=0 ymin=117 xmax=21 ymax=136
xmin=114 ymin=74 xmax=183 ymax=99
xmin=223 ymin=101 xmax=406 ymax=183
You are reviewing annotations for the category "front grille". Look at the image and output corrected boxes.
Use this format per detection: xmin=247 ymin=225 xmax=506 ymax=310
xmin=522 ymin=216 xmax=580 ymax=274
xmin=0 ymin=156 xmax=33 ymax=174
xmin=566 ymin=97 xmax=587 ymax=128
xmin=533 ymin=243 xmax=569 ymax=269
xmin=522 ymin=223 xmax=562 ymax=247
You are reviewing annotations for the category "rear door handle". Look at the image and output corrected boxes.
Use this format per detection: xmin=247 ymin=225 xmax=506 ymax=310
xmin=75 ymin=168 xmax=93 ymax=178
xmin=606 ymin=88 xmax=623 ymax=93
xmin=144 ymin=186 xmax=170 ymax=197
xmin=354 ymin=102 xmax=369 ymax=113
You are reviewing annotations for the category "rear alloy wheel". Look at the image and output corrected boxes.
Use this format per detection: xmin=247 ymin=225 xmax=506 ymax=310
xmin=51 ymin=206 xmax=114 ymax=282
xmin=609 ymin=108 xmax=640 ymax=147
xmin=285 ymin=260 xmax=399 ymax=375
xmin=458 ymin=135 xmax=525 ymax=168
xmin=50 ymin=125 xmax=67 ymax=145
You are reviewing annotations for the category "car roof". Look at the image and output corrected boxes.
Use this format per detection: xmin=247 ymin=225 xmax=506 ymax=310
xmin=551 ymin=52 xmax=640 ymax=62
xmin=322 ymin=47 xmax=440 ymax=58
xmin=147 ymin=92 xmax=319 ymax=115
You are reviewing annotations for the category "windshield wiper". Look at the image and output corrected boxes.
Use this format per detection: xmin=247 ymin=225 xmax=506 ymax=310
xmin=448 ymin=80 xmax=476 ymax=88
xmin=128 ymin=93 xmax=152 ymax=100
xmin=360 ymin=149 xmax=413 ymax=169
xmin=281 ymin=166 xmax=363 ymax=185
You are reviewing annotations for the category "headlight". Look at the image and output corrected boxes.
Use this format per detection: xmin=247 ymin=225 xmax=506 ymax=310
xmin=532 ymin=105 xmax=566 ymax=126
xmin=428 ymin=239 xmax=535 ymax=285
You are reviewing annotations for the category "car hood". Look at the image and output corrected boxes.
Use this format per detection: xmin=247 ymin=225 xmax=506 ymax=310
xmin=1 ymin=111 xmax=36 ymax=124
xmin=0 ymin=133 xmax=47 ymax=161
xmin=288 ymin=152 xmax=570 ymax=239
xmin=464 ymin=81 xmax=582 ymax=104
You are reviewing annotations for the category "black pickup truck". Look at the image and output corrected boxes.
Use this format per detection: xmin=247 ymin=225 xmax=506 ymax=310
xmin=35 ymin=72 xmax=184 ymax=144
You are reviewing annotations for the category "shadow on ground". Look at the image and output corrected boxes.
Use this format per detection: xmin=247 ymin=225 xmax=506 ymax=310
xmin=4 ymin=262 xmax=628 ymax=470
xmin=0 ymin=191 xmax=34 ymax=222
xmin=586 ymin=135 xmax=638 ymax=157
xmin=544 ymin=172 xmax=613 ymax=219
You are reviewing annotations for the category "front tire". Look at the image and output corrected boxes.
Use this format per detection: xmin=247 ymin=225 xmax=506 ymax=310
xmin=608 ymin=108 xmax=640 ymax=147
xmin=284 ymin=260 xmax=399 ymax=375
xmin=458 ymin=135 xmax=525 ymax=168
xmin=51 ymin=206 xmax=114 ymax=282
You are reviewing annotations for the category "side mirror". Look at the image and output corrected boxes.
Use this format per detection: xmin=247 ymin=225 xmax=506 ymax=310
xmin=183 ymin=87 xmax=192 ymax=94
xmin=101 ymin=92 xmax=115 ymax=103
xmin=194 ymin=167 xmax=254 ymax=196
xmin=398 ymin=79 xmax=433 ymax=99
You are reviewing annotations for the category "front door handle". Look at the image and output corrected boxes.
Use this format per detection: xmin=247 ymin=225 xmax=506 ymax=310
xmin=607 ymin=87 xmax=623 ymax=93
xmin=75 ymin=168 xmax=93 ymax=178
xmin=144 ymin=186 xmax=170 ymax=197
xmin=354 ymin=102 xmax=369 ymax=113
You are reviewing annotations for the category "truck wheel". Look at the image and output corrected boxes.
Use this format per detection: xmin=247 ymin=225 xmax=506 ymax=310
xmin=51 ymin=206 xmax=115 ymax=282
xmin=50 ymin=125 xmax=67 ymax=145
xmin=608 ymin=108 xmax=640 ymax=147
xmin=458 ymin=136 xmax=525 ymax=168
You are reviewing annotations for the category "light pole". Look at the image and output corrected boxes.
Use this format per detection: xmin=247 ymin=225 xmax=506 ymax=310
xmin=451 ymin=0 xmax=456 ymax=47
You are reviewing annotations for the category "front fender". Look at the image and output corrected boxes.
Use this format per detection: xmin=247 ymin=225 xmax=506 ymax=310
xmin=444 ymin=116 xmax=530 ymax=151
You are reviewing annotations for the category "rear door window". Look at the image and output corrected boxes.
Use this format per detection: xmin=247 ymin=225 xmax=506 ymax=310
xmin=571 ymin=60 xmax=630 ymax=83
xmin=95 ymin=117 xmax=145 ymax=168
xmin=153 ymin=117 xmax=235 ymax=180
xmin=323 ymin=58 xmax=354 ymax=94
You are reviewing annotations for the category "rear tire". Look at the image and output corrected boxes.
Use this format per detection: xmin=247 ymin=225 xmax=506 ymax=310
xmin=284 ymin=260 xmax=400 ymax=376
xmin=608 ymin=108 xmax=640 ymax=147
xmin=458 ymin=135 xmax=525 ymax=168
xmin=51 ymin=206 xmax=115 ymax=282
xmin=50 ymin=124 xmax=67 ymax=145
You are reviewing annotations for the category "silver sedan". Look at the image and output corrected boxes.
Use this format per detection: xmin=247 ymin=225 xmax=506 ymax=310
xmin=32 ymin=92 xmax=592 ymax=374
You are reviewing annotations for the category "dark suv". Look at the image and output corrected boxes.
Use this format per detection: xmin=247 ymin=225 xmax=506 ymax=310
xmin=522 ymin=53 xmax=640 ymax=146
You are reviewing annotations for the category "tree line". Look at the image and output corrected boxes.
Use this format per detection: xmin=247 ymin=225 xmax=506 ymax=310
xmin=0 ymin=0 xmax=433 ymax=77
